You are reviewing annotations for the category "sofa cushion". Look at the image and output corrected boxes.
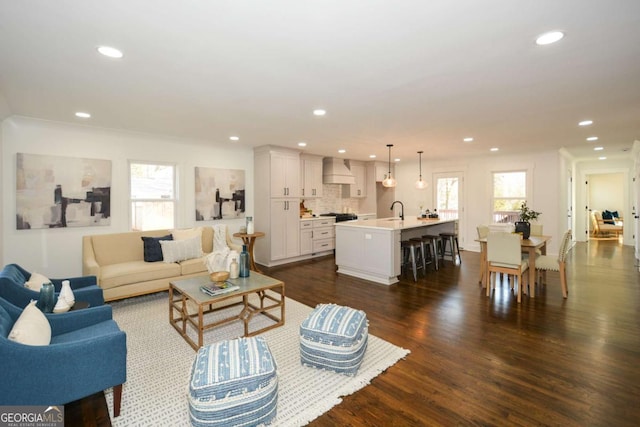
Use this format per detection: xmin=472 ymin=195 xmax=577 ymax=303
xmin=25 ymin=272 xmax=50 ymax=291
xmin=99 ymin=261 xmax=181 ymax=289
xmin=161 ymin=237 xmax=203 ymax=263
xmin=91 ymin=230 xmax=170 ymax=266
xmin=180 ymin=257 xmax=208 ymax=275
xmin=142 ymin=234 xmax=173 ymax=262
xmin=172 ymin=227 xmax=203 ymax=242
xmin=9 ymin=301 xmax=51 ymax=346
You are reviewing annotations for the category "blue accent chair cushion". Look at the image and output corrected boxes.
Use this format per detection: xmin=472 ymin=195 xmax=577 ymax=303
xmin=0 ymin=296 xmax=126 ymax=409
xmin=188 ymin=336 xmax=278 ymax=427
xmin=0 ymin=264 xmax=104 ymax=308
xmin=300 ymin=303 xmax=368 ymax=376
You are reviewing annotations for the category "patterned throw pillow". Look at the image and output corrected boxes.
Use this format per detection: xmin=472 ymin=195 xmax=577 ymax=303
xmin=141 ymin=235 xmax=173 ymax=262
xmin=160 ymin=236 xmax=203 ymax=263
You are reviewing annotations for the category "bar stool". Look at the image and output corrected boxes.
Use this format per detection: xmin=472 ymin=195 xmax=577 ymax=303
xmin=409 ymin=237 xmax=436 ymax=272
xmin=422 ymin=234 xmax=443 ymax=270
xmin=440 ymin=231 xmax=461 ymax=264
xmin=401 ymin=240 xmax=424 ymax=281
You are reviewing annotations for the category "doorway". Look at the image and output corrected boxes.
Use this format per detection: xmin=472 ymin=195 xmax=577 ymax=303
xmin=433 ymin=172 xmax=465 ymax=247
xmin=585 ymin=172 xmax=625 ymax=242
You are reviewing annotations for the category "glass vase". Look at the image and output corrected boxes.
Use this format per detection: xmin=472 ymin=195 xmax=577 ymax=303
xmin=239 ymin=245 xmax=250 ymax=277
xmin=36 ymin=282 xmax=56 ymax=313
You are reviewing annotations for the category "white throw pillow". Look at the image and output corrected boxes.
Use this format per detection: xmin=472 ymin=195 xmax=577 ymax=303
xmin=24 ymin=272 xmax=50 ymax=292
xmin=161 ymin=236 xmax=203 ymax=263
xmin=9 ymin=301 xmax=51 ymax=346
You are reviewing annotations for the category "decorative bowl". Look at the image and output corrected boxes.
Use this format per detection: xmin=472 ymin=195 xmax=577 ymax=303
xmin=209 ymin=271 xmax=230 ymax=283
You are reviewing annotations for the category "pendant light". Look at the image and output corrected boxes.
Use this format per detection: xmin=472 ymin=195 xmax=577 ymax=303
xmin=382 ymin=144 xmax=397 ymax=188
xmin=415 ymin=151 xmax=427 ymax=189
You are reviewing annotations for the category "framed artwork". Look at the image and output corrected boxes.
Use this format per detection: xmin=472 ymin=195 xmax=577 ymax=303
xmin=16 ymin=153 xmax=112 ymax=229
xmin=195 ymin=167 xmax=245 ymax=221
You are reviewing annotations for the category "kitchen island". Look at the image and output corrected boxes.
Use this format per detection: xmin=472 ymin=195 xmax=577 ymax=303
xmin=335 ymin=217 xmax=457 ymax=285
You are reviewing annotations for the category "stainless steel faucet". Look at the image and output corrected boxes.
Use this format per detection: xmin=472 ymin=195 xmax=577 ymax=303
xmin=390 ymin=201 xmax=404 ymax=220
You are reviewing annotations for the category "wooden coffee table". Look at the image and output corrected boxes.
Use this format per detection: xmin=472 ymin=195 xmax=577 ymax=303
xmin=169 ymin=272 xmax=285 ymax=350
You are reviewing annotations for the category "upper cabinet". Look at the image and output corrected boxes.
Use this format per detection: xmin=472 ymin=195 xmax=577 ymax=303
xmin=342 ymin=160 xmax=367 ymax=198
xmin=375 ymin=161 xmax=394 ymax=182
xmin=300 ymin=154 xmax=323 ymax=198
xmin=270 ymin=150 xmax=300 ymax=197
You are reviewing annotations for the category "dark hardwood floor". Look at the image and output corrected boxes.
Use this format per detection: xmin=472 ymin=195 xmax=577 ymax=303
xmin=67 ymin=240 xmax=640 ymax=426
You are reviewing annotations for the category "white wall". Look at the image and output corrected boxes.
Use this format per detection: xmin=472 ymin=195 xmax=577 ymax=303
xmin=393 ymin=150 xmax=561 ymax=254
xmin=1 ymin=116 xmax=254 ymax=277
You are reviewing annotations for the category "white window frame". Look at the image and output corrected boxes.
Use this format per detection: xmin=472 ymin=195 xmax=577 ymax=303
xmin=129 ymin=160 xmax=177 ymax=231
xmin=491 ymin=169 xmax=532 ymax=223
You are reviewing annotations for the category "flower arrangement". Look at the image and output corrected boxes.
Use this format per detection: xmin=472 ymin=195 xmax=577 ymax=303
xmin=518 ymin=201 xmax=541 ymax=223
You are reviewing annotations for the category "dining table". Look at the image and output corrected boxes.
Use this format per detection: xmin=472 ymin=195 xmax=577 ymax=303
xmin=476 ymin=235 xmax=551 ymax=298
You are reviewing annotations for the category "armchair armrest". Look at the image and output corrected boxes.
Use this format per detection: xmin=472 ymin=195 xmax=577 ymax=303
xmin=48 ymin=304 xmax=114 ymax=335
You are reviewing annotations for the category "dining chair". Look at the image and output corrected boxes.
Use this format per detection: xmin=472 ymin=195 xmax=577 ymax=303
xmin=534 ymin=229 xmax=572 ymax=298
xmin=486 ymin=232 xmax=529 ymax=303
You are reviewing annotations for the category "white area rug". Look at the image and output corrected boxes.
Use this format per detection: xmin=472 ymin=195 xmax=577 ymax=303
xmin=105 ymin=291 xmax=410 ymax=426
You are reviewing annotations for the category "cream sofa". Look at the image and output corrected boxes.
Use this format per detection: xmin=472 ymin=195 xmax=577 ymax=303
xmin=82 ymin=227 xmax=240 ymax=301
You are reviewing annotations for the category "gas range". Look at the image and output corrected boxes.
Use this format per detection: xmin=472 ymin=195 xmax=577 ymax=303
xmin=319 ymin=212 xmax=358 ymax=222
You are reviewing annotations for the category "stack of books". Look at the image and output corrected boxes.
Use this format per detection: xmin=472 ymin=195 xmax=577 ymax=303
xmin=200 ymin=281 xmax=239 ymax=297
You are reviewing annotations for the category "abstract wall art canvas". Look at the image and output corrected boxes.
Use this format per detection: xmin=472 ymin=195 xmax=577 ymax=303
xmin=16 ymin=153 xmax=112 ymax=229
xmin=195 ymin=167 xmax=245 ymax=221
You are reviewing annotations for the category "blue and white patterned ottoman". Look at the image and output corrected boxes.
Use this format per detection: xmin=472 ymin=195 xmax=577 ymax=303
xmin=188 ymin=336 xmax=278 ymax=427
xmin=300 ymin=303 xmax=368 ymax=376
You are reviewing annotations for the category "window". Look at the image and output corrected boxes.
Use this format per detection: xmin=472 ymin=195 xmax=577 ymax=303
xmin=130 ymin=162 xmax=176 ymax=231
xmin=492 ymin=171 xmax=526 ymax=223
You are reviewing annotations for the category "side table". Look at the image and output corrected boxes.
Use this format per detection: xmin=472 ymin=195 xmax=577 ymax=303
xmin=233 ymin=231 xmax=265 ymax=273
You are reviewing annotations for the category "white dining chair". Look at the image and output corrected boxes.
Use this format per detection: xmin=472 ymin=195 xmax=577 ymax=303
xmin=535 ymin=229 xmax=572 ymax=298
xmin=486 ymin=232 xmax=529 ymax=303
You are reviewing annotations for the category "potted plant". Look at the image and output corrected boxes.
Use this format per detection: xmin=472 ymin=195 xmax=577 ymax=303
xmin=515 ymin=201 xmax=541 ymax=239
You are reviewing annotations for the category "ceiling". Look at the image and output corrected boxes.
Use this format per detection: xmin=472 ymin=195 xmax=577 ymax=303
xmin=1 ymin=1 xmax=639 ymax=163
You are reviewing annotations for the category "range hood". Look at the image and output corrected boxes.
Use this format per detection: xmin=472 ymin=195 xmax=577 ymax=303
xmin=322 ymin=157 xmax=356 ymax=185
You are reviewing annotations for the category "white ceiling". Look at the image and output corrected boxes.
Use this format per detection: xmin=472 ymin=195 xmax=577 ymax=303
xmin=1 ymin=0 xmax=639 ymax=163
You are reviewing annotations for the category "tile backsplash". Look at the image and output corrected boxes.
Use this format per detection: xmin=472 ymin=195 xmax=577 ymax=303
xmin=301 ymin=184 xmax=360 ymax=214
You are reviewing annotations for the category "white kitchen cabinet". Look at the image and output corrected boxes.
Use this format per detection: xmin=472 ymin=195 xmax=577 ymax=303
xmin=270 ymin=151 xmax=300 ymax=197
xmin=301 ymin=154 xmax=323 ymax=198
xmin=312 ymin=217 xmax=335 ymax=252
xmin=270 ymin=199 xmax=300 ymax=260
xmin=254 ymin=146 xmax=302 ymax=267
xmin=342 ymin=160 xmax=366 ymax=198
xmin=300 ymin=220 xmax=313 ymax=255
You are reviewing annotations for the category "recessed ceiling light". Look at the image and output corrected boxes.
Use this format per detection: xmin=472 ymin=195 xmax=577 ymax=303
xmin=97 ymin=46 xmax=123 ymax=58
xmin=463 ymin=137 xmax=474 ymax=142
xmin=535 ymin=31 xmax=564 ymax=45
xmin=75 ymin=112 xmax=91 ymax=118
xmin=490 ymin=147 xmax=499 ymax=152
xmin=369 ymin=154 xmax=376 ymax=159
xmin=586 ymin=136 xmax=599 ymax=141
xmin=579 ymin=120 xmax=593 ymax=126
xmin=338 ymin=149 xmax=346 ymax=153
xmin=598 ymin=156 xmax=607 ymax=160
xmin=594 ymin=146 xmax=604 ymax=151
xmin=298 ymin=142 xmax=307 ymax=147
xmin=313 ymin=109 xmax=326 ymax=116
xmin=394 ymin=158 xmax=400 ymax=162
xmin=229 ymin=136 xmax=239 ymax=141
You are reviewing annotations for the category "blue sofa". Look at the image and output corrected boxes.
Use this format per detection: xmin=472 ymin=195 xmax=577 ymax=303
xmin=0 ymin=296 xmax=127 ymax=416
xmin=0 ymin=264 xmax=104 ymax=308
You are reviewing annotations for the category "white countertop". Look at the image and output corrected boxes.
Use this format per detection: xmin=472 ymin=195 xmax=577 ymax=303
xmin=335 ymin=217 xmax=455 ymax=230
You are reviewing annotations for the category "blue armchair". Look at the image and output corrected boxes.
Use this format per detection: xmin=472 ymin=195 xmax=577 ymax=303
xmin=0 ymin=263 xmax=104 ymax=308
xmin=0 ymin=296 xmax=126 ymax=416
